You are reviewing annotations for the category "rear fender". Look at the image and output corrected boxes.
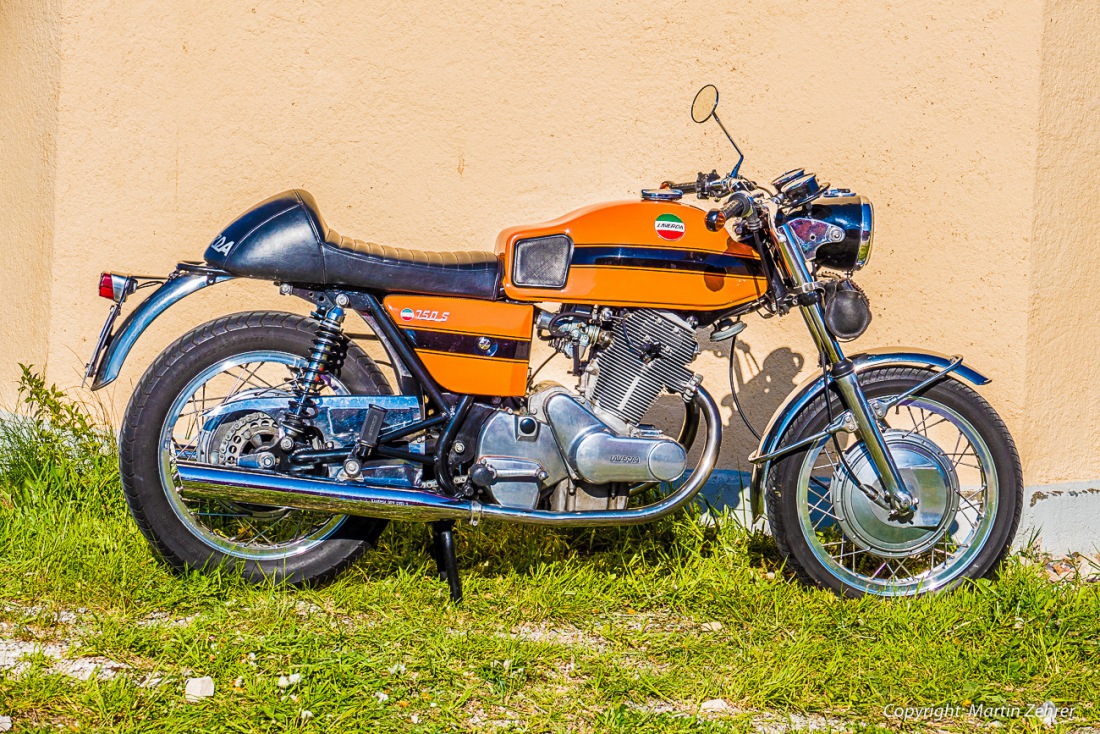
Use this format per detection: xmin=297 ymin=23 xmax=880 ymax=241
xmin=748 ymin=348 xmax=992 ymax=520
xmin=89 ymin=266 xmax=233 ymax=390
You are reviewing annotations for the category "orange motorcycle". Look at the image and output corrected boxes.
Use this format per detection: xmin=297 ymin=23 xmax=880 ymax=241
xmin=87 ymin=85 xmax=1021 ymax=598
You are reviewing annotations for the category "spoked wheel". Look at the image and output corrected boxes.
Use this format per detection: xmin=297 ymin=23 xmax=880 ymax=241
xmin=120 ymin=311 xmax=392 ymax=585
xmin=766 ymin=367 xmax=1022 ymax=597
xmin=164 ymin=351 xmax=349 ymax=560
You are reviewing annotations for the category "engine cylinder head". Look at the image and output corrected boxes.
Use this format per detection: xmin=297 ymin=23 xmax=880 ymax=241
xmin=589 ymin=310 xmax=700 ymax=425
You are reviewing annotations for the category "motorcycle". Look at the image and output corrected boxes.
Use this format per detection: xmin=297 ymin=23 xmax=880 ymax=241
xmin=86 ymin=85 xmax=1022 ymax=599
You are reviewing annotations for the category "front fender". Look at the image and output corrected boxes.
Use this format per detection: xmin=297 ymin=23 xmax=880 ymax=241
xmin=747 ymin=348 xmax=991 ymax=520
xmin=90 ymin=268 xmax=233 ymax=390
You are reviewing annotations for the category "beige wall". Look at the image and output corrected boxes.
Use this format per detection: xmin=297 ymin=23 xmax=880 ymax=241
xmin=3 ymin=1 xmax=1096 ymax=491
xmin=0 ymin=0 xmax=60 ymax=391
xmin=1025 ymin=0 xmax=1100 ymax=484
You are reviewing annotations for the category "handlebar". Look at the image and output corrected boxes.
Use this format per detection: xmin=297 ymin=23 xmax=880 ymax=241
xmin=660 ymin=179 xmax=698 ymax=194
xmin=705 ymin=192 xmax=754 ymax=231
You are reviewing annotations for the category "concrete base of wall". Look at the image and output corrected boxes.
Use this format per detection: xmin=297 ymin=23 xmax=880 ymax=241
xmin=1021 ymin=481 xmax=1100 ymax=556
xmin=696 ymin=470 xmax=1100 ymax=557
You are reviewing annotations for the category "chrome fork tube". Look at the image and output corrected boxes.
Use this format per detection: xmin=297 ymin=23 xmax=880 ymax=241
xmin=774 ymin=223 xmax=914 ymax=513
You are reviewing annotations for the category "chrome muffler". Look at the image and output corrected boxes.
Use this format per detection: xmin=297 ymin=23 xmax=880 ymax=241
xmin=177 ymin=387 xmax=721 ymax=528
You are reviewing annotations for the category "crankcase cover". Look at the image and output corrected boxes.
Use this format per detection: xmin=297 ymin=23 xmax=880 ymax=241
xmin=474 ymin=410 xmax=569 ymax=509
xmin=542 ymin=392 xmax=686 ymax=484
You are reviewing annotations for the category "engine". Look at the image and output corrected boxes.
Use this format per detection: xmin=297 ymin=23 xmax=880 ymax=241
xmin=468 ymin=308 xmax=702 ymax=513
xmin=587 ymin=310 xmax=701 ymax=427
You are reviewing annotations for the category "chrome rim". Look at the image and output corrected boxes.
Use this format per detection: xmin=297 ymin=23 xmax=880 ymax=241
xmin=158 ymin=350 xmax=350 ymax=561
xmin=794 ymin=395 xmax=998 ymax=596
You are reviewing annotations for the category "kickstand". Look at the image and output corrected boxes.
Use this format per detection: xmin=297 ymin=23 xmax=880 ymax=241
xmin=431 ymin=520 xmax=462 ymax=603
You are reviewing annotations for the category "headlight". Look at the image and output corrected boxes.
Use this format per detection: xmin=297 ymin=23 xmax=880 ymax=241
xmin=798 ymin=191 xmax=873 ymax=272
xmin=856 ymin=199 xmax=873 ymax=270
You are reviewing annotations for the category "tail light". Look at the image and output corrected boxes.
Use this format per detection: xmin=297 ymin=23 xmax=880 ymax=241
xmin=98 ymin=273 xmax=136 ymax=302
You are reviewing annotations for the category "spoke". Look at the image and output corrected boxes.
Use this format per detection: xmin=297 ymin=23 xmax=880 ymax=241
xmin=958 ymin=494 xmax=985 ymax=517
xmin=219 ymin=364 xmax=254 ymax=405
xmin=905 ymin=414 xmax=949 ymax=439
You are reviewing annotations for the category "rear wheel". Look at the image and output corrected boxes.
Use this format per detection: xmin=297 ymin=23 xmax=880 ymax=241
xmin=120 ymin=311 xmax=392 ymax=586
xmin=766 ymin=367 xmax=1022 ymax=597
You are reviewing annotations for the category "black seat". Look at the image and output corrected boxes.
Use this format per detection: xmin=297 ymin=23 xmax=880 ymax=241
xmin=204 ymin=189 xmax=502 ymax=300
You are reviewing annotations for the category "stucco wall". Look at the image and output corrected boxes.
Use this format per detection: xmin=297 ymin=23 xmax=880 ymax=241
xmin=0 ymin=0 xmax=60 ymax=393
xmin=1025 ymin=0 xmax=1100 ymax=484
xmin=4 ymin=1 xmax=1096 ymax=547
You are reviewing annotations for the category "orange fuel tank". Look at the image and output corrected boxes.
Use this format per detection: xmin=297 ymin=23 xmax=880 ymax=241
xmin=383 ymin=295 xmax=534 ymax=396
xmin=495 ymin=200 xmax=766 ymax=310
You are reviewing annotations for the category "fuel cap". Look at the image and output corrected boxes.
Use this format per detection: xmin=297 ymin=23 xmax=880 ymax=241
xmin=641 ymin=188 xmax=684 ymax=201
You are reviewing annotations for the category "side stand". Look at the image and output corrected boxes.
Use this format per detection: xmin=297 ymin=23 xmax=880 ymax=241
xmin=431 ymin=520 xmax=462 ymax=603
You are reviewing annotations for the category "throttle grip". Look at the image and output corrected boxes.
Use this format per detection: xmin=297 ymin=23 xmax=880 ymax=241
xmin=705 ymin=192 xmax=753 ymax=231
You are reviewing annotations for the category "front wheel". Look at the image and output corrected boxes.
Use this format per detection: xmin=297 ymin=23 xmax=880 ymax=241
xmin=766 ymin=367 xmax=1022 ymax=597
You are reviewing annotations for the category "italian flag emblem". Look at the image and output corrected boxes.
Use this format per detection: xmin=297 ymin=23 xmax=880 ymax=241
xmin=654 ymin=213 xmax=685 ymax=241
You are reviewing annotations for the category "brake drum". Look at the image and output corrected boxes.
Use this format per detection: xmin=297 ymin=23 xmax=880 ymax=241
xmin=830 ymin=430 xmax=960 ymax=558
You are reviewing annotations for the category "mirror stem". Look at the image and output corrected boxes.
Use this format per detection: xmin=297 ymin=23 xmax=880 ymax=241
xmin=711 ymin=112 xmax=745 ymax=177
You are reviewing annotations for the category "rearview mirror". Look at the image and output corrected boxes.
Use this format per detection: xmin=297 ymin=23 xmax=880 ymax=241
xmin=691 ymin=84 xmax=719 ymax=124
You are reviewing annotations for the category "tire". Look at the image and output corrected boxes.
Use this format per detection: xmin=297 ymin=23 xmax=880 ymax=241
xmin=766 ymin=367 xmax=1022 ymax=598
xmin=120 ymin=311 xmax=393 ymax=586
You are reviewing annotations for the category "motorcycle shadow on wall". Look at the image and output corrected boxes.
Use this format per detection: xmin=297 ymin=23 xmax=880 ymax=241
xmin=647 ymin=338 xmax=807 ymax=520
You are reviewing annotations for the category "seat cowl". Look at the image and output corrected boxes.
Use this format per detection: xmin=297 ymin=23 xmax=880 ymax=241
xmin=205 ymin=189 xmax=502 ymax=300
xmin=204 ymin=189 xmax=327 ymax=284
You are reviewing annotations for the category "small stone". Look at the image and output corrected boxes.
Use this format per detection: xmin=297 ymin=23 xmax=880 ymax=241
xmin=277 ymin=672 xmax=302 ymax=689
xmin=700 ymin=621 xmax=723 ymax=632
xmin=1035 ymin=701 xmax=1058 ymax=728
xmin=375 ymin=691 xmax=390 ymax=703
xmin=0 ymin=716 xmax=11 ymax=732
xmin=411 ymin=714 xmax=420 ymax=724
xmin=700 ymin=698 xmax=730 ymax=713
xmin=765 ymin=571 xmax=776 ymax=580
xmin=233 ymin=676 xmax=244 ymax=689
xmin=300 ymin=710 xmax=313 ymax=721
xmin=185 ymin=676 xmax=215 ymax=702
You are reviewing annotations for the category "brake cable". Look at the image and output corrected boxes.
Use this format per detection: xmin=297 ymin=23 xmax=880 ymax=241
xmin=728 ymin=334 xmax=761 ymax=440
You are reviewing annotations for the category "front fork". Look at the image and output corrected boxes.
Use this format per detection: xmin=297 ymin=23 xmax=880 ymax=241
xmin=773 ymin=223 xmax=916 ymax=516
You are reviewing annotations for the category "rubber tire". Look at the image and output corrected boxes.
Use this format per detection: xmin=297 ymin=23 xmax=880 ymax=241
xmin=120 ymin=311 xmax=393 ymax=586
xmin=765 ymin=367 xmax=1023 ymax=598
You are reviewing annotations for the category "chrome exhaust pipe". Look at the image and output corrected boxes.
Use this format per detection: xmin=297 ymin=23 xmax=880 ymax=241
xmin=178 ymin=387 xmax=722 ymax=528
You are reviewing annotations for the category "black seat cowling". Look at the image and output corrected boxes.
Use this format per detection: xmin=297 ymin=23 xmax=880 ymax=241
xmin=203 ymin=190 xmax=502 ymax=300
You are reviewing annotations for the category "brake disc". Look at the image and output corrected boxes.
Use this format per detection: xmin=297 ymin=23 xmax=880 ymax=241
xmin=829 ymin=430 xmax=960 ymax=558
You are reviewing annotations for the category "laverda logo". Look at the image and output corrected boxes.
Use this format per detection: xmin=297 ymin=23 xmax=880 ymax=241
xmin=609 ymin=455 xmax=641 ymax=464
xmin=400 ymin=308 xmax=415 ymax=321
xmin=654 ymin=213 xmax=685 ymax=241
xmin=209 ymin=235 xmax=235 ymax=256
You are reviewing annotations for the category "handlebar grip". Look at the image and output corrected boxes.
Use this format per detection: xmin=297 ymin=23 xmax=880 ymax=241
xmin=705 ymin=193 xmax=753 ymax=232
xmin=661 ymin=180 xmax=698 ymax=194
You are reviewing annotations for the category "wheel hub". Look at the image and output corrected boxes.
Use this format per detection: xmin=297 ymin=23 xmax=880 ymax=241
xmin=830 ymin=430 xmax=959 ymax=557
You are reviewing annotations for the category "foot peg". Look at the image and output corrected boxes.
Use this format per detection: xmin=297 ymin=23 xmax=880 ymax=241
xmin=430 ymin=520 xmax=462 ymax=603
xmin=343 ymin=404 xmax=387 ymax=478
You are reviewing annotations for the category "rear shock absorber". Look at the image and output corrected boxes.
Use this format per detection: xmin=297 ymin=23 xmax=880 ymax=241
xmin=278 ymin=305 xmax=348 ymax=450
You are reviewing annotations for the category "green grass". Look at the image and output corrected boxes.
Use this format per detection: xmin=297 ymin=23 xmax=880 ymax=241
xmin=0 ymin=367 xmax=1097 ymax=732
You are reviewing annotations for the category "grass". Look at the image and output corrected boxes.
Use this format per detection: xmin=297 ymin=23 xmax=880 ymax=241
xmin=0 ymin=367 xmax=1097 ymax=732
